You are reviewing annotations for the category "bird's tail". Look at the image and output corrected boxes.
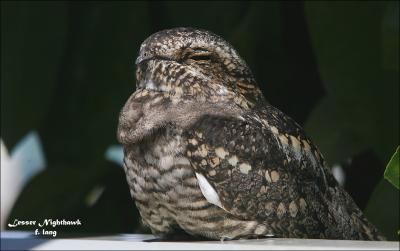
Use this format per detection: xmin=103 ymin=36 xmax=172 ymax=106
xmin=328 ymin=185 xmax=386 ymax=241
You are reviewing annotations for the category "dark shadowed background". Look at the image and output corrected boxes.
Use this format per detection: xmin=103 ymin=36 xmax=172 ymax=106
xmin=1 ymin=1 xmax=399 ymax=240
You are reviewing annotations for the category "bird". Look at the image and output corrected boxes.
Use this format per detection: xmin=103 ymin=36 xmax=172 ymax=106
xmin=117 ymin=27 xmax=384 ymax=241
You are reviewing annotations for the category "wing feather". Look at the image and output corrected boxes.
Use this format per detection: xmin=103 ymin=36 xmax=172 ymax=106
xmin=183 ymin=104 xmax=382 ymax=239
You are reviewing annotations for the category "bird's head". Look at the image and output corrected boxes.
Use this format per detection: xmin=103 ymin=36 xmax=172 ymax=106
xmin=135 ymin=27 xmax=265 ymax=108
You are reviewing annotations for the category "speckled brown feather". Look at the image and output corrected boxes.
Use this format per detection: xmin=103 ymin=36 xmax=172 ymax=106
xmin=117 ymin=27 xmax=385 ymax=240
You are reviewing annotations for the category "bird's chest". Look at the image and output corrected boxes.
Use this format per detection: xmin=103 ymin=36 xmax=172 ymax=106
xmin=123 ymin=127 xmax=202 ymax=227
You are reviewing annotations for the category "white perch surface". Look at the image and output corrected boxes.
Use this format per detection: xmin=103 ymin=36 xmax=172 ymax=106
xmin=1 ymin=231 xmax=398 ymax=250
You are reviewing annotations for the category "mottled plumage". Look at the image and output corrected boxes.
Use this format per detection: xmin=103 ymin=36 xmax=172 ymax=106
xmin=117 ymin=27 xmax=384 ymax=240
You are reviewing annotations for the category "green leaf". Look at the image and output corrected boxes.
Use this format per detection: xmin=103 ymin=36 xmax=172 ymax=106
xmin=384 ymin=147 xmax=400 ymax=189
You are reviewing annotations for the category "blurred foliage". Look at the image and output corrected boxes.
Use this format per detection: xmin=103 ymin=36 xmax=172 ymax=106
xmin=364 ymin=179 xmax=399 ymax=240
xmin=7 ymin=161 xmax=140 ymax=234
xmin=384 ymin=147 xmax=399 ymax=189
xmin=304 ymin=1 xmax=399 ymax=239
xmin=304 ymin=1 xmax=399 ymax=166
xmin=1 ymin=1 xmax=398 ymax=240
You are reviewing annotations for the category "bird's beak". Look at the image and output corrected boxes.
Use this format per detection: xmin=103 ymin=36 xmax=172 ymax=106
xmin=136 ymin=54 xmax=175 ymax=65
xmin=135 ymin=55 xmax=153 ymax=65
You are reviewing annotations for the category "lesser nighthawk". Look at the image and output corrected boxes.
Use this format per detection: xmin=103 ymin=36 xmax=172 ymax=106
xmin=117 ymin=27 xmax=384 ymax=240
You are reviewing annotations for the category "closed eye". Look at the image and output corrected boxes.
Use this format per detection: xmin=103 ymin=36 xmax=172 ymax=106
xmin=189 ymin=54 xmax=211 ymax=61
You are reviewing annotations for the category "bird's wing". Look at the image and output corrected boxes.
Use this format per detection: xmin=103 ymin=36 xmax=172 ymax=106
xmin=183 ymin=104 xmax=381 ymax=239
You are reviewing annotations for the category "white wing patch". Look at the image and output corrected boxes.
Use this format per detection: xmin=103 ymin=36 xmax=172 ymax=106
xmin=195 ymin=172 xmax=224 ymax=210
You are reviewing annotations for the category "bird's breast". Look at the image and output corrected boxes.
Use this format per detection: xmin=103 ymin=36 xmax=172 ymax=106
xmin=123 ymin=127 xmax=211 ymax=230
